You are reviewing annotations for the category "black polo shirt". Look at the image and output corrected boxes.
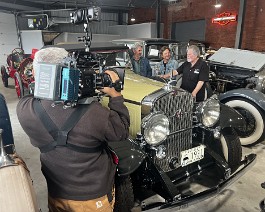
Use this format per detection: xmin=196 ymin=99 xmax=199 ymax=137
xmin=177 ymin=58 xmax=209 ymax=101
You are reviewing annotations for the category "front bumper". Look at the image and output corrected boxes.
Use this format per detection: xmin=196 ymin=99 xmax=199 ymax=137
xmin=140 ymin=153 xmax=256 ymax=211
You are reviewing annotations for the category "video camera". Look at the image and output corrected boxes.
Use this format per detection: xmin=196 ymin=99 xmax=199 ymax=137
xmin=34 ymin=52 xmax=125 ymax=106
xmin=70 ymin=6 xmax=101 ymax=24
xmin=34 ymin=6 xmax=125 ymax=106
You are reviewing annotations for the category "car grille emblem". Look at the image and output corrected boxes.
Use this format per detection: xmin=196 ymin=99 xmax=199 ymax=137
xmin=169 ymin=109 xmax=184 ymax=118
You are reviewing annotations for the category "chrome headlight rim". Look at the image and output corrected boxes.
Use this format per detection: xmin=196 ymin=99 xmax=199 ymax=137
xmin=141 ymin=111 xmax=170 ymax=146
xmin=198 ymin=96 xmax=220 ymax=127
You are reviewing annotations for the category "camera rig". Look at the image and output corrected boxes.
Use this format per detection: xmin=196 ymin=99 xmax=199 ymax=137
xmin=34 ymin=7 xmax=124 ymax=107
xmin=70 ymin=6 xmax=101 ymax=52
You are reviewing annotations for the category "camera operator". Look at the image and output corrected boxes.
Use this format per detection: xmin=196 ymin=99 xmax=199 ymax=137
xmin=16 ymin=47 xmax=130 ymax=211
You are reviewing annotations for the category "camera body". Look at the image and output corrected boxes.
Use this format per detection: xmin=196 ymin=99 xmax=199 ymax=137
xmin=70 ymin=6 xmax=101 ymax=24
xmin=34 ymin=53 xmax=124 ymax=105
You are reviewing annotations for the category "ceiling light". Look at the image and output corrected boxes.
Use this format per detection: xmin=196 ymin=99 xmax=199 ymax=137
xmin=214 ymin=3 xmax=222 ymax=8
xmin=214 ymin=0 xmax=222 ymax=8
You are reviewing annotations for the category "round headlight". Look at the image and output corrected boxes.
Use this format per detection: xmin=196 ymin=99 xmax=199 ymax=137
xmin=201 ymin=98 xmax=220 ymax=127
xmin=141 ymin=112 xmax=170 ymax=146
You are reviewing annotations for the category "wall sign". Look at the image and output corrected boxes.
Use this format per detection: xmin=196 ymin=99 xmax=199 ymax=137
xmin=212 ymin=12 xmax=237 ymax=25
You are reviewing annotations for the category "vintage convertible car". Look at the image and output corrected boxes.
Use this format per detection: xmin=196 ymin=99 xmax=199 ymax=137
xmin=1 ymin=48 xmax=35 ymax=98
xmin=41 ymin=42 xmax=256 ymax=211
xmin=207 ymin=47 xmax=265 ymax=146
xmin=103 ymin=71 xmax=256 ymax=211
xmin=73 ymin=44 xmax=255 ymax=211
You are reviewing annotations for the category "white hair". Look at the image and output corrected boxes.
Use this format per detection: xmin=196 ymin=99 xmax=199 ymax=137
xmin=33 ymin=47 xmax=68 ymax=71
xmin=187 ymin=45 xmax=200 ymax=57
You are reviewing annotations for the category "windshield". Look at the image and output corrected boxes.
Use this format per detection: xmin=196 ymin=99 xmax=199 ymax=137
xmin=96 ymin=49 xmax=131 ymax=67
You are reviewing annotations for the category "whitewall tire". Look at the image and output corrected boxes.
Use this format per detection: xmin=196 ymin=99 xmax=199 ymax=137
xmin=225 ymin=99 xmax=265 ymax=146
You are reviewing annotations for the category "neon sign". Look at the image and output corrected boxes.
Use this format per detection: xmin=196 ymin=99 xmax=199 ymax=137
xmin=212 ymin=12 xmax=237 ymax=25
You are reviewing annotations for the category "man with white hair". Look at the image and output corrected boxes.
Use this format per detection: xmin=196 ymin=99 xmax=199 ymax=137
xmin=16 ymin=47 xmax=130 ymax=211
xmin=164 ymin=45 xmax=209 ymax=102
xmin=131 ymin=42 xmax=152 ymax=77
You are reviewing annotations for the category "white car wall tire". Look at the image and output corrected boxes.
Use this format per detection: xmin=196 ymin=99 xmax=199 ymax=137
xmin=225 ymin=99 xmax=265 ymax=146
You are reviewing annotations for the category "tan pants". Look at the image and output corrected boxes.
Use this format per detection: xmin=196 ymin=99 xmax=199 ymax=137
xmin=48 ymin=193 xmax=115 ymax=212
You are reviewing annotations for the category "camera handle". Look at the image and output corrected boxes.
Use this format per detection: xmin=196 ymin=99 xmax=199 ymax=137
xmin=78 ymin=23 xmax=91 ymax=52
xmin=111 ymin=80 xmax=123 ymax=92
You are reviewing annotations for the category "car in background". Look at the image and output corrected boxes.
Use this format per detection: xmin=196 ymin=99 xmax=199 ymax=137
xmin=1 ymin=48 xmax=35 ymax=98
xmin=207 ymin=47 xmax=265 ymax=146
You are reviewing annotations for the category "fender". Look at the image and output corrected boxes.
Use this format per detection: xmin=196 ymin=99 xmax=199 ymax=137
xmin=219 ymin=103 xmax=246 ymax=129
xmin=108 ymin=138 xmax=147 ymax=176
xmin=219 ymin=88 xmax=265 ymax=113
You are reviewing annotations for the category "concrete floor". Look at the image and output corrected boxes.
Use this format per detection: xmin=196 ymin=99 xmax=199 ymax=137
xmin=1 ymin=78 xmax=265 ymax=212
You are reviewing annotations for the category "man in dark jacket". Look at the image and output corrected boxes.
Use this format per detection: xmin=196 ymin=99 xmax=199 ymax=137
xmin=16 ymin=47 xmax=130 ymax=212
xmin=131 ymin=42 xmax=152 ymax=78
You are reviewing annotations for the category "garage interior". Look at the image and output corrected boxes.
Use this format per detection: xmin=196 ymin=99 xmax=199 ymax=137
xmin=1 ymin=0 xmax=265 ymax=211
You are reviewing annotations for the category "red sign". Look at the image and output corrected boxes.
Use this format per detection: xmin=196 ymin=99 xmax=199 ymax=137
xmin=212 ymin=12 xmax=237 ymax=25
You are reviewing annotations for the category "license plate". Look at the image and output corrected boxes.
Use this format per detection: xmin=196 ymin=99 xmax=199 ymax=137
xmin=180 ymin=145 xmax=205 ymax=167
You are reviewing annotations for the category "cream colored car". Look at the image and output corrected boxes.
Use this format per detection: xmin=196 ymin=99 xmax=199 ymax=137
xmin=101 ymin=67 xmax=255 ymax=212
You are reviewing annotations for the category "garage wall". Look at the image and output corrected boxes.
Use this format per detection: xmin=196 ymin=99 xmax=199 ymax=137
xmin=20 ymin=30 xmax=44 ymax=54
xmin=0 ymin=12 xmax=19 ymax=66
xmin=166 ymin=0 xmax=239 ymax=50
xmin=17 ymin=11 xmax=127 ymax=34
xmin=128 ymin=7 xmax=168 ymax=38
xmin=132 ymin=0 xmax=265 ymax=52
xmin=172 ymin=19 xmax=206 ymax=42
xmin=109 ymin=22 xmax=164 ymax=39
xmin=54 ymin=32 xmax=121 ymax=44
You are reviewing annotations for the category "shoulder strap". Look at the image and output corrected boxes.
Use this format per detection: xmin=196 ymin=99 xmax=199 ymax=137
xmin=57 ymin=105 xmax=89 ymax=146
xmin=33 ymin=99 xmax=58 ymax=141
xmin=33 ymin=100 xmax=103 ymax=153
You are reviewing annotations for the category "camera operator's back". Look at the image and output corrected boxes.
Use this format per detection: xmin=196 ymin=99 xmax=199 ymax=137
xmin=16 ymin=47 xmax=130 ymax=211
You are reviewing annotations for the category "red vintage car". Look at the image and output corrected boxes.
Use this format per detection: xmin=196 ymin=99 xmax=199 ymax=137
xmin=1 ymin=48 xmax=36 ymax=98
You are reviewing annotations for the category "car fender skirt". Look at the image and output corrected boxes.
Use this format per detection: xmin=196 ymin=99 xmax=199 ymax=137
xmin=107 ymin=138 xmax=147 ymax=176
xmin=219 ymin=88 xmax=265 ymax=113
xmin=219 ymin=103 xmax=246 ymax=129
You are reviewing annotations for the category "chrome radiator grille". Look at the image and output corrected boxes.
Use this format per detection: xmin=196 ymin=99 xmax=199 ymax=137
xmin=152 ymin=90 xmax=193 ymax=172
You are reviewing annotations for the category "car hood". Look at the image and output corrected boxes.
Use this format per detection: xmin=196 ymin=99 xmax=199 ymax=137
xmin=208 ymin=47 xmax=265 ymax=72
xmin=101 ymin=69 xmax=164 ymax=137
xmin=121 ymin=69 xmax=164 ymax=103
